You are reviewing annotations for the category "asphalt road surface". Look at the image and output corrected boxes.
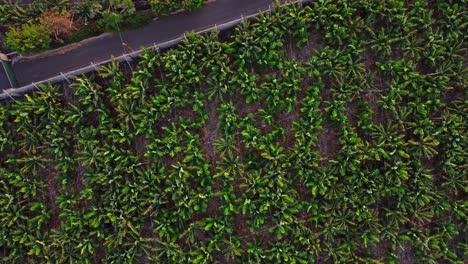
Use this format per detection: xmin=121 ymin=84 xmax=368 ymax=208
xmin=0 ymin=67 xmax=9 ymax=90
xmin=10 ymin=0 xmax=283 ymax=87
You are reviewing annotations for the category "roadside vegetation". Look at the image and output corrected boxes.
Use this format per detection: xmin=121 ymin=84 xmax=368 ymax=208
xmin=0 ymin=0 xmax=466 ymax=262
xmin=0 ymin=0 xmax=206 ymax=53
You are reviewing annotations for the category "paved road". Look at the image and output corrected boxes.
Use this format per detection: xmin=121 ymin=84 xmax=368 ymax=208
xmin=0 ymin=67 xmax=9 ymax=90
xmin=10 ymin=0 xmax=282 ymax=88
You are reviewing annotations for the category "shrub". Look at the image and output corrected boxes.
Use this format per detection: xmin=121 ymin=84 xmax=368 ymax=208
xmin=183 ymin=0 xmax=206 ymax=11
xmin=123 ymin=12 xmax=152 ymax=29
xmin=75 ymin=1 xmax=103 ymax=25
xmin=5 ymin=23 xmax=52 ymax=53
xmin=150 ymin=0 xmax=206 ymax=16
xmin=109 ymin=0 xmax=136 ymax=14
xmin=149 ymin=0 xmax=179 ymax=16
xmin=100 ymin=11 xmax=124 ymax=32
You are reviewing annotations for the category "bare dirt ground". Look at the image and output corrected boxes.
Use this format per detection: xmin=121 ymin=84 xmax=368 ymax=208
xmin=43 ymin=163 xmax=61 ymax=230
xmin=285 ymin=32 xmax=323 ymax=62
xmin=200 ymin=99 xmax=220 ymax=165
xmin=317 ymin=125 xmax=340 ymax=162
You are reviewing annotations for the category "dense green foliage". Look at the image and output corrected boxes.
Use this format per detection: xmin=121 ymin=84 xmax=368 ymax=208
xmin=5 ymin=23 xmax=52 ymax=52
xmin=100 ymin=10 xmax=125 ymax=32
xmin=0 ymin=0 xmax=71 ymax=25
xmin=0 ymin=0 xmax=467 ymax=263
xmin=149 ymin=0 xmax=206 ymax=16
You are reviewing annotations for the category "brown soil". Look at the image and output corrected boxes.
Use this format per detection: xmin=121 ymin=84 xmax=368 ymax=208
xmin=361 ymin=49 xmax=377 ymax=72
xmin=284 ymin=31 xmax=323 ymax=62
xmin=43 ymin=163 xmax=61 ymax=230
xmin=62 ymin=82 xmax=79 ymax=107
xmin=317 ymin=125 xmax=340 ymax=162
xmin=234 ymin=212 xmax=251 ymax=245
xmin=200 ymin=99 xmax=219 ymax=164
xmin=275 ymin=107 xmax=300 ymax=152
xmin=92 ymin=240 xmax=106 ymax=264
xmin=296 ymin=182 xmax=312 ymax=202
xmin=206 ymin=196 xmax=223 ymax=216
xmin=134 ymin=135 xmax=149 ymax=159
xmin=257 ymin=220 xmax=278 ymax=246
xmin=364 ymin=91 xmax=385 ymax=125
xmin=233 ymin=92 xmax=266 ymax=128
xmin=174 ymin=103 xmax=198 ymax=124
xmin=396 ymin=245 xmax=417 ymax=264
xmin=74 ymin=164 xmax=90 ymax=209
xmin=368 ymin=239 xmax=391 ymax=261
xmin=200 ymin=99 xmax=225 ymax=219
xmin=346 ymin=100 xmax=359 ymax=128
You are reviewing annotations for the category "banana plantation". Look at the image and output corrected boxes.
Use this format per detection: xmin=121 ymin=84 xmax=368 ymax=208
xmin=0 ymin=0 xmax=466 ymax=263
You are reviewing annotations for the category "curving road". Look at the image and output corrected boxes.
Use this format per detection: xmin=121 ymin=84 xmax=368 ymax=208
xmin=8 ymin=0 xmax=287 ymax=88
